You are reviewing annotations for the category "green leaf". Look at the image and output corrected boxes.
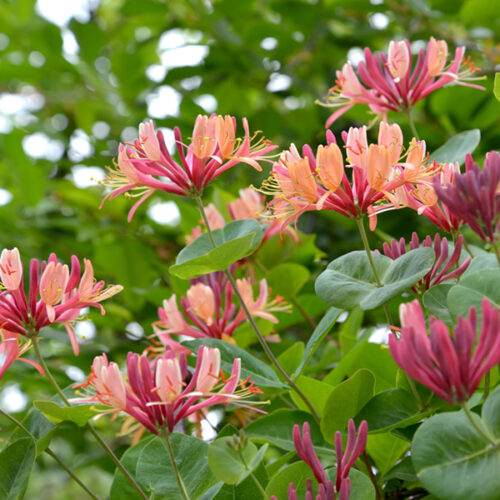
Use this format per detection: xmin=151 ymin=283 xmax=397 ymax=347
xmin=170 ymin=219 xmax=263 ymax=279
xmin=265 ymin=263 xmax=310 ymax=298
xmin=294 ymin=307 xmax=343 ymax=379
xmin=321 ymin=369 xmax=375 ymax=443
xmin=184 ymin=338 xmax=289 ymax=388
xmin=339 ymin=307 xmax=364 ymax=355
xmin=211 ymin=463 xmax=268 ymax=500
xmin=495 ymin=73 xmax=500 ymax=102
xmin=423 ymin=283 xmax=453 ymax=324
xmin=447 ymin=269 xmax=500 ymax=319
xmin=0 ymin=437 xmax=36 ymax=500
xmin=366 ymin=433 xmax=408 ymax=477
xmin=412 ymin=408 xmax=500 ymax=500
xmin=10 ymin=410 xmax=57 ymax=456
xmin=110 ymin=436 xmax=155 ymax=500
xmin=315 ymin=249 xmax=434 ymax=310
xmin=482 ymin=385 xmax=500 ymax=440
xmin=429 ymin=129 xmax=481 ymax=165
xmin=245 ymin=409 xmax=335 ymax=457
xmin=355 ymin=389 xmax=426 ymax=433
xmin=290 ymin=375 xmax=335 ymax=417
xmin=33 ymin=401 xmax=98 ymax=427
xmin=208 ymin=436 xmax=267 ymax=485
xmin=136 ymin=434 xmax=219 ymax=499
xmin=323 ymin=340 xmax=398 ymax=393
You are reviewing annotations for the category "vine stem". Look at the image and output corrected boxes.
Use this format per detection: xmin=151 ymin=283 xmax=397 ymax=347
xmin=363 ymin=452 xmax=381 ymax=500
xmin=0 ymin=407 xmax=101 ymax=500
xmin=161 ymin=428 xmax=190 ymax=500
xmin=355 ymin=217 xmax=393 ymax=326
xmin=493 ymin=242 xmax=500 ymax=266
xmin=405 ymin=108 xmax=419 ymax=140
xmin=194 ymin=196 xmax=321 ymax=423
xmin=461 ymin=404 xmax=496 ymax=446
xmin=30 ymin=337 xmax=149 ymax=500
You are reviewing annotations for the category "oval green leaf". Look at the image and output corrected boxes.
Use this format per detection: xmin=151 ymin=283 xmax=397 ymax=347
xmin=430 ymin=129 xmax=481 ymax=165
xmin=170 ymin=219 xmax=263 ymax=279
xmin=315 ymin=248 xmax=434 ymax=310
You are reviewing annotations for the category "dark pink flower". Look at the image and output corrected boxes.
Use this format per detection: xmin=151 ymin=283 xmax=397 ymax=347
xmin=74 ymin=346 xmax=263 ymax=435
xmin=153 ymin=272 xmax=289 ymax=353
xmin=100 ymin=116 xmax=277 ymax=221
xmin=320 ymin=37 xmax=484 ymax=126
xmin=389 ymin=299 xmax=500 ymax=404
xmin=381 ymin=232 xmax=470 ymax=292
xmin=273 ymin=420 xmax=367 ymax=500
xmin=433 ymin=151 xmax=500 ymax=242
xmin=0 ymin=249 xmax=122 ymax=375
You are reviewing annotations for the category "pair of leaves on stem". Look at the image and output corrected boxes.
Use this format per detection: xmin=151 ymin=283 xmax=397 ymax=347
xmin=315 ymin=248 xmax=435 ymax=310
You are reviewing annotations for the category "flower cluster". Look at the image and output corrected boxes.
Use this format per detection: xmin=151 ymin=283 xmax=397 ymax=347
xmin=188 ymin=188 xmax=298 ymax=244
xmin=261 ymin=122 xmax=436 ymax=230
xmin=100 ymin=115 xmax=277 ymax=221
xmin=389 ymin=299 xmax=500 ymax=404
xmin=0 ymin=248 xmax=122 ymax=377
xmin=381 ymin=232 xmax=471 ymax=292
xmin=74 ymin=346 xmax=263 ymax=438
xmin=319 ymin=37 xmax=484 ymax=125
xmin=273 ymin=420 xmax=368 ymax=500
xmin=154 ymin=271 xmax=289 ymax=353
xmin=434 ymin=151 xmax=500 ymax=242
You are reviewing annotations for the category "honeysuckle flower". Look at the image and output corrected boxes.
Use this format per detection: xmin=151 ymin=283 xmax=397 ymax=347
xmin=389 ymin=299 xmax=500 ymax=404
xmin=153 ymin=272 xmax=290 ymax=351
xmin=0 ymin=330 xmax=44 ymax=379
xmin=381 ymin=232 xmax=471 ymax=292
xmin=74 ymin=346 xmax=263 ymax=435
xmin=273 ymin=420 xmax=368 ymax=500
xmin=433 ymin=151 xmax=500 ymax=242
xmin=0 ymin=249 xmax=122 ymax=365
xmin=319 ymin=37 xmax=484 ymax=126
xmin=261 ymin=123 xmax=435 ymax=230
xmin=100 ymin=116 xmax=277 ymax=221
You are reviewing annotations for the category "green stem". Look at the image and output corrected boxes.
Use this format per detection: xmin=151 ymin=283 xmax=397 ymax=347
xmin=363 ymin=452 xmax=381 ymax=500
xmin=355 ymin=217 xmax=393 ymax=326
xmin=493 ymin=242 xmax=500 ymax=266
xmin=406 ymin=108 xmax=419 ymax=140
xmin=45 ymin=448 xmax=101 ymax=500
xmin=31 ymin=337 xmax=149 ymax=500
xmin=405 ymin=375 xmax=425 ymax=411
xmin=249 ymin=471 xmax=269 ymax=500
xmin=0 ymin=408 xmax=101 ymax=500
xmin=237 ymin=445 xmax=269 ymax=500
xmin=461 ymin=404 xmax=496 ymax=445
xmin=290 ymin=296 xmax=317 ymax=329
xmin=162 ymin=428 xmax=190 ymax=500
xmin=225 ymin=270 xmax=321 ymax=422
xmin=483 ymin=371 xmax=491 ymax=401
xmin=194 ymin=197 xmax=321 ymax=423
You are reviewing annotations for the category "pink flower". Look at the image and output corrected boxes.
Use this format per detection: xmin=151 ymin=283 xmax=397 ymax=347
xmin=389 ymin=299 xmax=500 ymax=404
xmin=0 ymin=249 xmax=122 ymax=366
xmin=153 ymin=272 xmax=289 ymax=349
xmin=100 ymin=116 xmax=277 ymax=221
xmin=75 ymin=346 xmax=263 ymax=434
xmin=0 ymin=330 xmax=44 ymax=380
xmin=320 ymin=37 xmax=484 ymax=126
xmin=261 ymin=123 xmax=435 ymax=230
xmin=381 ymin=232 xmax=471 ymax=292
xmin=274 ymin=419 xmax=368 ymax=500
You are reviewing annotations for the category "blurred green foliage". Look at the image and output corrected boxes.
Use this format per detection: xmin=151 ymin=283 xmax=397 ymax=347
xmin=0 ymin=0 xmax=498 ymax=497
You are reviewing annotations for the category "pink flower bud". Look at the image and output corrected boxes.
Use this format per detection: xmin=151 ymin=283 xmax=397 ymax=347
xmin=0 ymin=248 xmax=23 ymax=291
